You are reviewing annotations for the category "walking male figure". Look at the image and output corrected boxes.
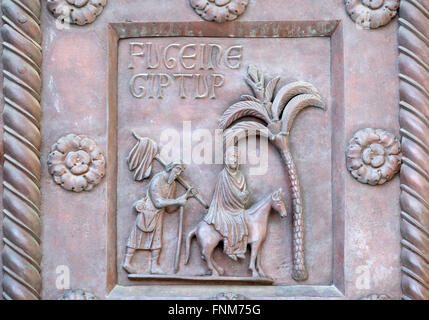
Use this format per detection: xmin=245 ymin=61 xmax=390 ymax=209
xmin=123 ymin=160 xmax=191 ymax=274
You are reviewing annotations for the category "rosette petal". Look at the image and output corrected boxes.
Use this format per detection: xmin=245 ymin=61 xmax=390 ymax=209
xmin=227 ymin=0 xmax=248 ymax=15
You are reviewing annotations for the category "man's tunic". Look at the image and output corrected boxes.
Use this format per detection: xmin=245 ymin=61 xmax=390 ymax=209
xmin=127 ymin=171 xmax=176 ymax=250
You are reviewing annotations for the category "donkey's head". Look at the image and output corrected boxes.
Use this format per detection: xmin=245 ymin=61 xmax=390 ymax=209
xmin=271 ymin=188 xmax=288 ymax=218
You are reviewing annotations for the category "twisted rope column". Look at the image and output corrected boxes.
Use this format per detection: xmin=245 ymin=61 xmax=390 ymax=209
xmin=1 ymin=0 xmax=42 ymax=300
xmin=398 ymin=0 xmax=429 ymax=300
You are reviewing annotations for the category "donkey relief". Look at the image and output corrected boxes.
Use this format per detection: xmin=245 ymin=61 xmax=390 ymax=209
xmin=185 ymin=185 xmax=288 ymax=279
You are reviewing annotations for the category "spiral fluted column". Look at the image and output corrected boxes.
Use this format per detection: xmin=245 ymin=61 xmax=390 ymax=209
xmin=1 ymin=0 xmax=42 ymax=300
xmin=398 ymin=0 xmax=429 ymax=300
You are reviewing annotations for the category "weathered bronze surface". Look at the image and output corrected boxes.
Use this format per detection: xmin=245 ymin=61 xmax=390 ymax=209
xmin=1 ymin=0 xmax=419 ymax=300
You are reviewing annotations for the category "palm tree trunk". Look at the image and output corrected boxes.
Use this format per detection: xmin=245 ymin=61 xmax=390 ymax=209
xmin=273 ymin=135 xmax=308 ymax=281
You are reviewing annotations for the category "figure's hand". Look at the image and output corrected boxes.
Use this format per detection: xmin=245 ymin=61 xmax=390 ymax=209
xmin=134 ymin=199 xmax=145 ymax=213
xmin=177 ymin=193 xmax=188 ymax=207
xmin=186 ymin=188 xmax=197 ymax=199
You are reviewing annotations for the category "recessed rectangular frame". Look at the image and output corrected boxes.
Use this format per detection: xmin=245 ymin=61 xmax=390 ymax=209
xmin=105 ymin=20 xmax=345 ymax=299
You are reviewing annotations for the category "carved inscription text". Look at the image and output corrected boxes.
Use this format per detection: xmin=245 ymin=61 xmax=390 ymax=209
xmin=127 ymin=41 xmax=243 ymax=99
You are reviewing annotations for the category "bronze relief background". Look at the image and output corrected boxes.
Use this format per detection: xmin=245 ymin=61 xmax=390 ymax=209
xmin=0 ymin=0 xmax=424 ymax=300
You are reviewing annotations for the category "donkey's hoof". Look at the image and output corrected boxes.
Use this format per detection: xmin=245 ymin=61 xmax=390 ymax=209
xmin=217 ymin=267 xmax=225 ymax=276
xmin=257 ymin=267 xmax=267 ymax=278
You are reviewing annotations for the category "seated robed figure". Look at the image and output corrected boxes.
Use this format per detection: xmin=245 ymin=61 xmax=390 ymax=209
xmin=204 ymin=146 xmax=250 ymax=261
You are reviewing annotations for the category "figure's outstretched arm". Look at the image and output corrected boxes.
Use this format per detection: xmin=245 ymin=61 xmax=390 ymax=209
xmin=166 ymin=188 xmax=195 ymax=212
xmin=149 ymin=181 xmax=188 ymax=210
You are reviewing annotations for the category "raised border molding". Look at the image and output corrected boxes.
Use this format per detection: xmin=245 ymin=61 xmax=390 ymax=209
xmin=398 ymin=0 xmax=429 ymax=300
xmin=1 ymin=0 xmax=43 ymax=300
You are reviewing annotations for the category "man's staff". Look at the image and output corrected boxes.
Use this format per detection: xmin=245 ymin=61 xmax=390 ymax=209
xmin=174 ymin=206 xmax=184 ymax=273
xmin=127 ymin=132 xmax=209 ymax=273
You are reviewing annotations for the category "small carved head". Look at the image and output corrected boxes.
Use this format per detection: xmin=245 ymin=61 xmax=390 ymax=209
xmin=272 ymin=188 xmax=287 ymax=218
xmin=225 ymin=146 xmax=240 ymax=170
xmin=166 ymin=160 xmax=186 ymax=184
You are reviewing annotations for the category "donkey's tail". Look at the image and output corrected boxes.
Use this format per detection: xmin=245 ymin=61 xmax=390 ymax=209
xmin=185 ymin=226 xmax=197 ymax=264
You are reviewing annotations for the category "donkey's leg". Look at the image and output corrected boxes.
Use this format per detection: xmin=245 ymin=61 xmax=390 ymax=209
xmin=249 ymin=241 xmax=260 ymax=278
xmin=198 ymin=223 xmax=223 ymax=276
xmin=210 ymin=254 xmax=224 ymax=276
xmin=202 ymin=241 xmax=222 ymax=276
xmin=256 ymin=246 xmax=267 ymax=278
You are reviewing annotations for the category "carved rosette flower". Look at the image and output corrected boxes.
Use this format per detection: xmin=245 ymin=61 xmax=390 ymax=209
xmin=190 ymin=0 xmax=248 ymax=23
xmin=48 ymin=134 xmax=106 ymax=192
xmin=344 ymin=0 xmax=399 ymax=29
xmin=47 ymin=0 xmax=107 ymax=26
xmin=346 ymin=128 xmax=401 ymax=185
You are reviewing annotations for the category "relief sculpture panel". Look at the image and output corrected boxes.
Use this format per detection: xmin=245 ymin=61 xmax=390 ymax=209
xmin=1 ymin=0 xmax=407 ymax=300
xmin=114 ymin=26 xmax=335 ymax=293
xmin=120 ymin=62 xmax=326 ymax=285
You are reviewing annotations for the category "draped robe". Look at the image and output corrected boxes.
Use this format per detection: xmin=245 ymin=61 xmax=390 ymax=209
xmin=204 ymin=166 xmax=249 ymax=258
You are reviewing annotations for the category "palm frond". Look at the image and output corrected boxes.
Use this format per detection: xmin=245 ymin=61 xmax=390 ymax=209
xmin=264 ymin=76 xmax=280 ymax=102
xmin=245 ymin=65 xmax=265 ymax=101
xmin=281 ymin=94 xmax=326 ymax=133
xmin=248 ymin=65 xmax=262 ymax=84
xmin=271 ymin=81 xmax=321 ymax=120
xmin=223 ymin=121 xmax=271 ymax=148
xmin=219 ymin=100 xmax=272 ymax=129
xmin=240 ymin=94 xmax=261 ymax=102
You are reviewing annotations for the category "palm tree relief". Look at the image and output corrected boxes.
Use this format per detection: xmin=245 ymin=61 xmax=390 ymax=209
xmin=220 ymin=65 xmax=326 ymax=281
